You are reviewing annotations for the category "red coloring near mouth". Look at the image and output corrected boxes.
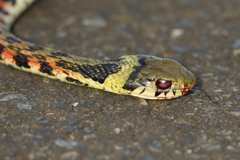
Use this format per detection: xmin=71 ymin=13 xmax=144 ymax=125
xmin=181 ymin=87 xmax=191 ymax=94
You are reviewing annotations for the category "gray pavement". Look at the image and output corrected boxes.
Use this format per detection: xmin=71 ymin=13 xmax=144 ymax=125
xmin=0 ymin=0 xmax=239 ymax=159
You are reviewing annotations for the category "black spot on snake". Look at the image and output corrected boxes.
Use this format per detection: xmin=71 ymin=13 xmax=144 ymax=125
xmin=77 ymin=64 xmax=121 ymax=84
xmin=32 ymin=54 xmax=47 ymax=61
xmin=51 ymin=52 xmax=69 ymax=57
xmin=172 ymin=90 xmax=176 ymax=96
xmin=122 ymin=82 xmax=131 ymax=91
xmin=155 ymin=90 xmax=163 ymax=97
xmin=137 ymin=55 xmax=148 ymax=65
xmin=122 ymin=65 xmax=145 ymax=91
xmin=101 ymin=58 xmax=124 ymax=62
xmin=63 ymin=71 xmax=69 ymax=75
xmin=28 ymin=45 xmax=44 ymax=51
xmin=56 ymin=60 xmax=121 ymax=84
xmin=48 ymin=55 xmax=61 ymax=59
xmin=13 ymin=53 xmax=30 ymax=68
xmin=0 ymin=8 xmax=8 ymax=15
xmin=122 ymin=82 xmax=143 ymax=91
xmin=146 ymin=78 xmax=155 ymax=81
xmin=123 ymin=79 xmax=149 ymax=92
xmin=126 ymin=70 xmax=138 ymax=82
xmin=138 ymin=79 xmax=149 ymax=86
xmin=40 ymin=62 xmax=53 ymax=75
xmin=66 ymin=77 xmax=83 ymax=84
xmin=55 ymin=60 xmax=80 ymax=73
xmin=0 ymin=44 xmax=4 ymax=59
xmin=8 ymin=45 xmax=24 ymax=52
xmin=140 ymin=88 xmax=145 ymax=94
xmin=76 ymin=81 xmax=82 ymax=84
xmin=4 ymin=36 xmax=21 ymax=43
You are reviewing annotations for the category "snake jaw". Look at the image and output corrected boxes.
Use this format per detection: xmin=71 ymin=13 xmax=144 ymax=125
xmin=180 ymin=71 xmax=197 ymax=94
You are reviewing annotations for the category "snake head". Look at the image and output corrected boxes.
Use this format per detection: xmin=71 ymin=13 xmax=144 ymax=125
xmin=123 ymin=55 xmax=196 ymax=99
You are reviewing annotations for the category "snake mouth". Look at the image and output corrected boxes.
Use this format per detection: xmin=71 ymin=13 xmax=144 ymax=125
xmin=181 ymin=77 xmax=196 ymax=94
xmin=181 ymin=87 xmax=191 ymax=94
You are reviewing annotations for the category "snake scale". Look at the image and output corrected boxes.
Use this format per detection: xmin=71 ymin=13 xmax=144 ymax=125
xmin=0 ymin=0 xmax=196 ymax=99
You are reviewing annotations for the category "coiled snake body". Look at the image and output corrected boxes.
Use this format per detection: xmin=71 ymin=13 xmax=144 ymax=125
xmin=0 ymin=0 xmax=196 ymax=99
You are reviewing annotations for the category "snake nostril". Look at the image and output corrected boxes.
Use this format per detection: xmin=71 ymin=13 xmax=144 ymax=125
xmin=156 ymin=79 xmax=172 ymax=90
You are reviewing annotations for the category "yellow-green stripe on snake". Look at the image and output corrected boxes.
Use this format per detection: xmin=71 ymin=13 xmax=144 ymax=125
xmin=0 ymin=0 xmax=196 ymax=99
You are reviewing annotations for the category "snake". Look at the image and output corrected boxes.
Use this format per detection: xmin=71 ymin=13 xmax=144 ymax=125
xmin=0 ymin=0 xmax=196 ymax=100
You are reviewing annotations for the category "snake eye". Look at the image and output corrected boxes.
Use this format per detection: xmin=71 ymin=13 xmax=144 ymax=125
xmin=156 ymin=79 xmax=172 ymax=90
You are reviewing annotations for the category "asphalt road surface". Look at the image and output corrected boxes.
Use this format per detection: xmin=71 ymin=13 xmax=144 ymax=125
xmin=0 ymin=0 xmax=239 ymax=159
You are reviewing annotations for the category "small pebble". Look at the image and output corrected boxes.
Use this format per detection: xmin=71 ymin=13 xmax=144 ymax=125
xmin=194 ymin=99 xmax=203 ymax=102
xmin=82 ymin=16 xmax=107 ymax=27
xmin=56 ymin=102 xmax=68 ymax=109
xmin=38 ymin=127 xmax=50 ymax=132
xmin=139 ymin=99 xmax=148 ymax=106
xmin=115 ymin=24 xmax=132 ymax=37
xmin=113 ymin=128 xmax=121 ymax=134
xmin=171 ymin=28 xmax=184 ymax=39
xmin=229 ymin=111 xmax=240 ymax=116
xmin=213 ymin=89 xmax=223 ymax=93
xmin=226 ymin=145 xmax=235 ymax=151
xmin=17 ymin=102 xmax=37 ymax=110
xmin=233 ymin=49 xmax=240 ymax=56
xmin=186 ymin=113 xmax=195 ymax=115
xmin=148 ymin=140 xmax=162 ymax=152
xmin=72 ymin=102 xmax=79 ymax=107
xmin=22 ymin=133 xmax=47 ymax=139
xmin=54 ymin=139 xmax=79 ymax=149
xmin=140 ymin=155 xmax=157 ymax=160
xmin=0 ymin=114 xmax=8 ymax=119
xmin=83 ymin=134 xmax=96 ymax=140
xmin=201 ymin=73 xmax=214 ymax=76
xmin=0 ymin=93 xmax=25 ymax=101
xmin=231 ymin=39 xmax=240 ymax=48
xmin=65 ymin=120 xmax=79 ymax=126
xmin=57 ymin=31 xmax=67 ymax=38
xmin=202 ymin=144 xmax=222 ymax=151
xmin=123 ymin=150 xmax=131 ymax=156
xmin=38 ymin=120 xmax=50 ymax=125
xmin=60 ymin=151 xmax=80 ymax=160
xmin=169 ymin=44 xmax=187 ymax=53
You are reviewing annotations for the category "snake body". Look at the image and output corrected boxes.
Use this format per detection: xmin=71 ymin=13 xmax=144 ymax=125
xmin=0 ymin=0 xmax=196 ymax=99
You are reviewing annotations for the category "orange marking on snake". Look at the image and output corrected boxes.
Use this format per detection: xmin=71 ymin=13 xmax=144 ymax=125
xmin=0 ymin=2 xmax=6 ymax=8
xmin=21 ymin=50 xmax=32 ymax=56
xmin=2 ymin=48 xmax=16 ymax=60
xmin=27 ymin=58 xmax=41 ymax=70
